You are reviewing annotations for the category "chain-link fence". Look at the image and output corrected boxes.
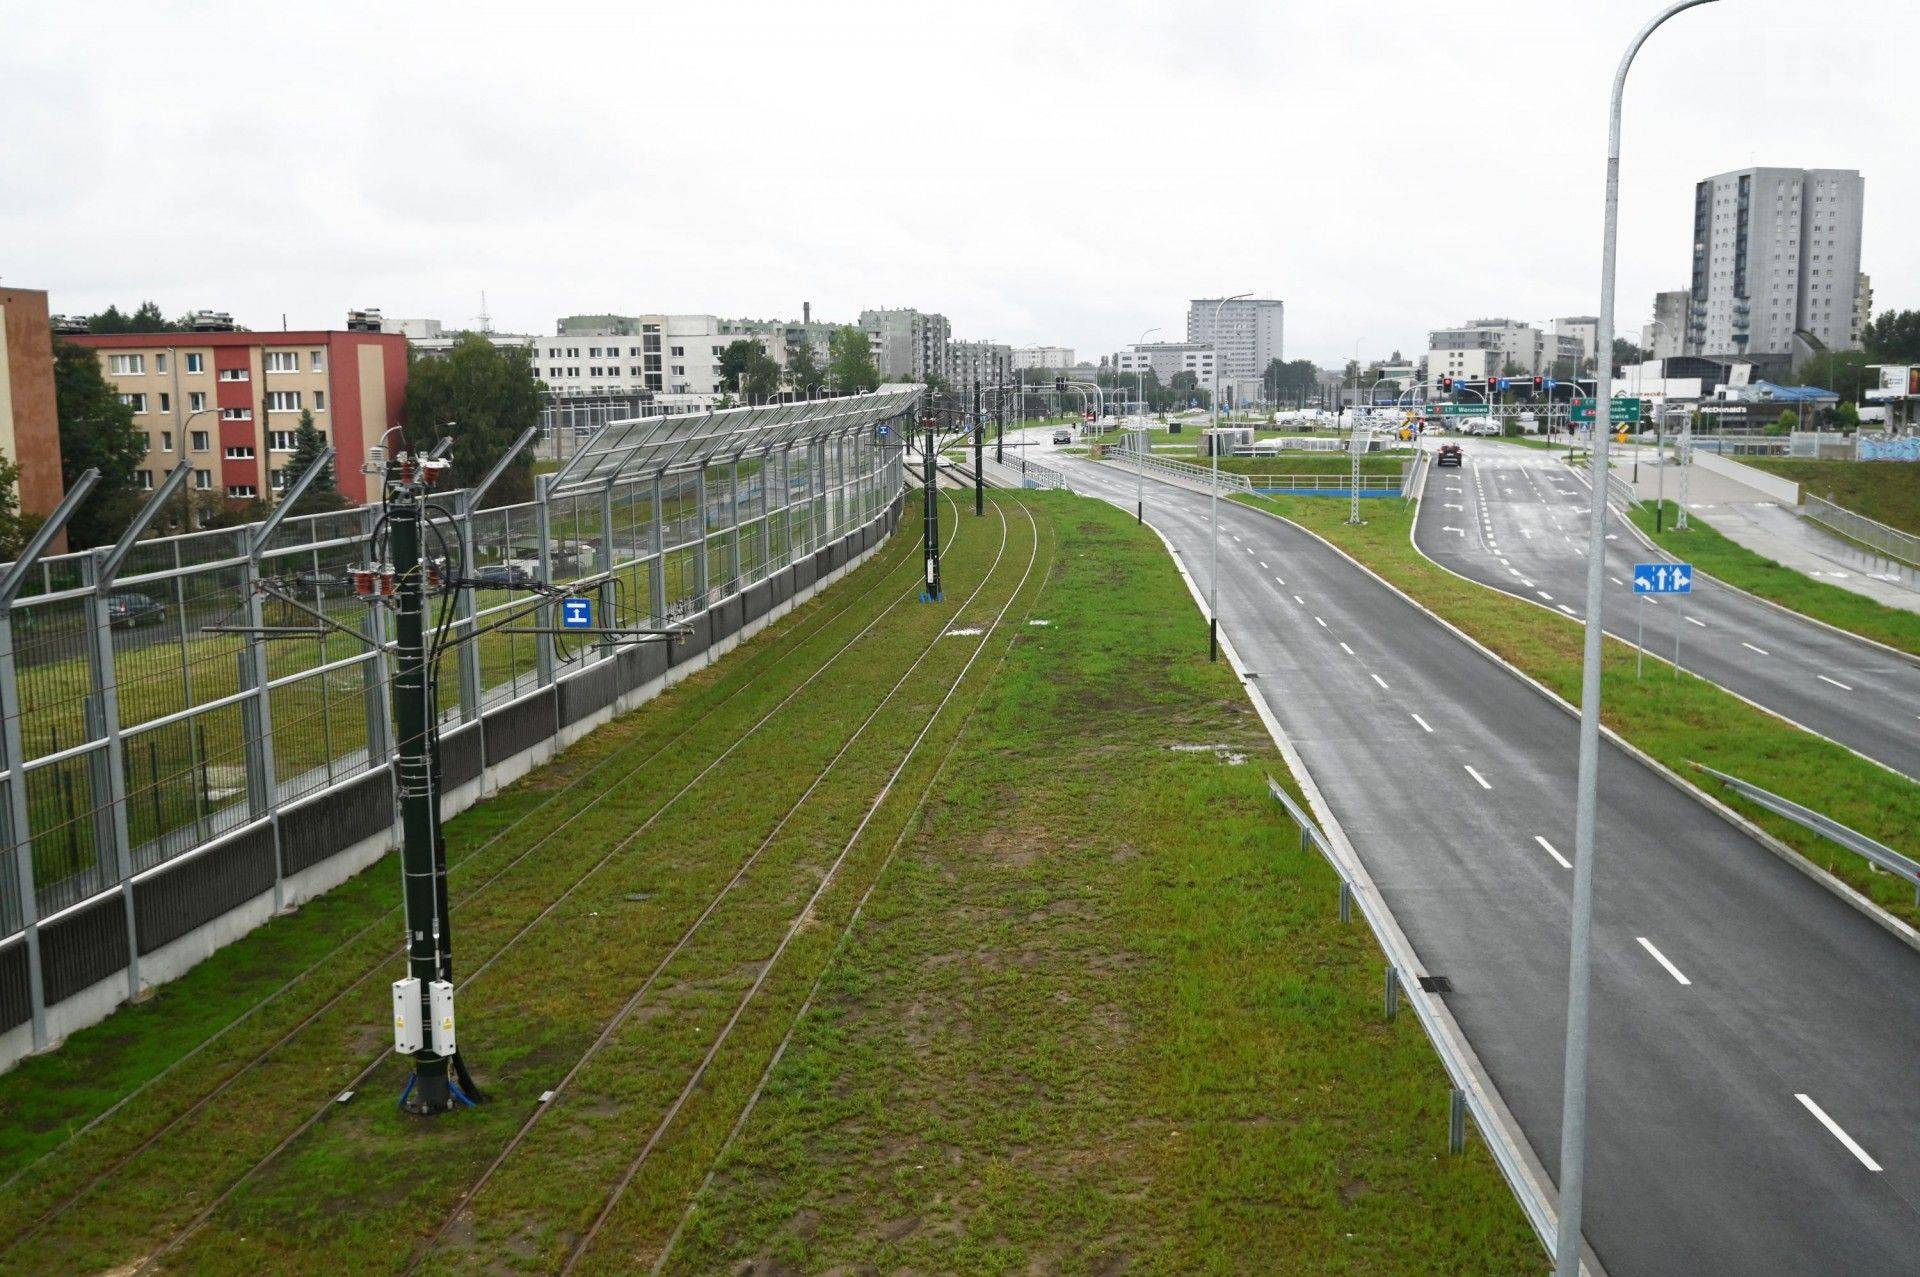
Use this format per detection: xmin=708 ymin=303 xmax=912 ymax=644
xmin=0 ymin=389 xmax=917 ymax=1059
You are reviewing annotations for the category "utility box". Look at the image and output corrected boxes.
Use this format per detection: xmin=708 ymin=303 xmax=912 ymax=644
xmin=392 ymin=977 xmax=423 ymax=1055
xmin=429 ymin=980 xmax=457 ymax=1057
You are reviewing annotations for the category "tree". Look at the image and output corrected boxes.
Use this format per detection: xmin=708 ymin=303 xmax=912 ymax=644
xmin=0 ymin=452 xmax=42 ymax=559
xmin=785 ymin=340 xmax=825 ymax=395
xmin=399 ymin=334 xmax=543 ymax=507
xmin=1863 ymin=310 xmax=1920 ymax=363
xmin=717 ymin=339 xmax=781 ymax=401
xmin=1797 ymin=348 xmax=1876 ymax=403
xmin=53 ymin=339 xmax=148 ymax=547
xmin=84 ymin=301 xmax=191 ymax=334
xmin=1833 ymin=400 xmax=1860 ymax=431
xmin=281 ymin=409 xmax=348 ymax=511
xmin=1612 ymin=337 xmax=1649 ymax=367
xmin=826 ymin=326 xmax=880 ymax=394
xmin=1766 ymin=408 xmax=1799 ymax=437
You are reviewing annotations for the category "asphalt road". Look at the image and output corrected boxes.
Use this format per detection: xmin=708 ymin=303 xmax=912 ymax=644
xmin=1414 ymin=439 xmax=1920 ymax=778
xmin=1060 ymin=453 xmax=1920 ymax=1277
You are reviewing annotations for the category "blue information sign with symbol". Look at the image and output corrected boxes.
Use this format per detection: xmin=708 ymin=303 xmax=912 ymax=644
xmin=1632 ymin=563 xmax=1692 ymax=595
xmin=561 ymin=597 xmax=592 ymax=628
xmin=876 ymin=424 xmax=890 ymax=438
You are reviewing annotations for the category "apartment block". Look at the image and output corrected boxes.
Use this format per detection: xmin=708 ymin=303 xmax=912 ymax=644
xmin=860 ymin=308 xmax=951 ymax=383
xmin=1187 ymin=298 xmax=1283 ymax=404
xmin=1114 ymin=341 xmax=1216 ymax=385
xmin=0 ymin=287 xmax=65 ymax=519
xmin=1644 ymin=290 xmax=1690 ymax=360
xmin=1687 ymin=167 xmax=1865 ymax=357
xmin=946 ymin=340 xmax=1013 ymax=394
xmin=1010 ymin=345 xmax=1074 ymax=371
xmin=69 ymin=328 xmax=408 ymax=505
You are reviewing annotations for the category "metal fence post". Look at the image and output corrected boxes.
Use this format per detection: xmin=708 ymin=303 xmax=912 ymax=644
xmin=728 ymin=461 xmax=743 ymax=591
xmin=598 ymin=480 xmax=617 ymax=659
xmin=453 ymin=493 xmax=481 ymax=720
xmin=0 ymin=471 xmax=98 ymax=1049
xmin=1450 ymin=1087 xmax=1468 ymax=1154
xmin=693 ymin=468 xmax=711 ymax=606
xmin=1338 ymin=880 xmax=1352 ymax=924
xmin=235 ymin=553 xmax=283 ymax=910
xmin=81 ymin=552 xmax=140 ymax=998
xmin=533 ymin=474 xmax=557 ymax=687
xmin=649 ymin=475 xmax=667 ymax=622
xmin=1384 ymin=965 xmax=1400 ymax=1021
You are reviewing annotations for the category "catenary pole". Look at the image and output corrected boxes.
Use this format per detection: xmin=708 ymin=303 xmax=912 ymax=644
xmin=972 ymin=379 xmax=984 ymax=515
xmin=921 ymin=402 xmax=941 ymax=602
xmin=1556 ymin=5 xmax=1719 ymax=1274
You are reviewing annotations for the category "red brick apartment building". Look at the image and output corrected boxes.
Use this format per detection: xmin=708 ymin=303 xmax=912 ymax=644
xmin=0 ymin=287 xmax=67 ymax=520
xmin=67 ymin=328 xmax=409 ymax=506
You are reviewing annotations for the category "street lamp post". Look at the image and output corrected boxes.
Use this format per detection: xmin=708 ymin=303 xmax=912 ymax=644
xmin=1209 ymin=292 xmax=1252 ymax=663
xmin=1556 ymin=8 xmax=1720 ymax=1277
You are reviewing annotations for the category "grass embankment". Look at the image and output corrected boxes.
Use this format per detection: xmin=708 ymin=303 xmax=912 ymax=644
xmin=1236 ymin=493 xmax=1920 ymax=927
xmin=1630 ymin=499 xmax=1920 ymax=659
xmin=1212 ymin=453 xmax=1410 ymax=479
xmin=661 ymin=495 xmax=1534 ymax=1275
xmin=1744 ymin=458 xmax=1920 ymax=535
xmin=0 ymin=493 xmax=1537 ymax=1276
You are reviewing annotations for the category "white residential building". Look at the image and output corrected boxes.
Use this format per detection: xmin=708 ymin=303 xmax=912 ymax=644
xmin=947 ymin=340 xmax=1013 ymax=393
xmin=1687 ymin=166 xmax=1866 ymax=357
xmin=1010 ymin=345 xmax=1074 ymax=370
xmin=1643 ymin=290 xmax=1690 ymax=360
xmin=1551 ymin=316 xmax=1599 ymax=365
xmin=1114 ymin=341 xmax=1216 ymax=385
xmin=1187 ymin=297 xmax=1283 ymax=404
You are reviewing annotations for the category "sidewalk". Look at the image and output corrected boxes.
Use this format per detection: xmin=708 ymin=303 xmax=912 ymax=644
xmin=1621 ymin=451 xmax=1920 ymax=615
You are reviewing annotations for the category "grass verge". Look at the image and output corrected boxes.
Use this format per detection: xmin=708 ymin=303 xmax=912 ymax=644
xmin=1743 ymin=458 xmax=1920 ymax=535
xmin=1237 ymin=492 xmax=1920 ymax=929
xmin=657 ymin=495 xmax=1536 ymax=1275
xmin=1629 ymin=499 xmax=1920 ymax=658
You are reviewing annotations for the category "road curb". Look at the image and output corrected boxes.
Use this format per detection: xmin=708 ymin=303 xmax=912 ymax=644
xmin=1097 ymin=469 xmax=1585 ymax=1274
xmin=1227 ymin=481 xmax=1920 ymax=961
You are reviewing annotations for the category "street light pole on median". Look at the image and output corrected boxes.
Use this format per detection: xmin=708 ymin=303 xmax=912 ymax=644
xmin=1210 ymin=291 xmax=1252 ymax=662
xmin=1557 ymin=7 xmax=1719 ymax=1277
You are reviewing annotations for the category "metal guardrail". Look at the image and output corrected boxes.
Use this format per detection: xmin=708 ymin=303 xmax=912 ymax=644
xmin=1604 ymin=472 xmax=1643 ymax=511
xmin=1106 ymin=449 xmax=1252 ymax=493
xmin=1265 ymin=775 xmax=1560 ymax=1254
xmin=1692 ymin=763 xmax=1920 ymax=905
xmin=1802 ymin=494 xmax=1920 ymax=572
xmin=1239 ymin=474 xmax=1400 ymax=493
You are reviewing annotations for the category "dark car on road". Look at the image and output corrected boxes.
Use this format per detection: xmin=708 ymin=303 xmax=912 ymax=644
xmin=1051 ymin=429 xmax=1073 ymax=445
xmin=1437 ymin=443 xmax=1463 ymax=467
xmin=473 ymin=563 xmax=541 ymax=591
xmin=107 ymin=592 xmax=167 ymax=628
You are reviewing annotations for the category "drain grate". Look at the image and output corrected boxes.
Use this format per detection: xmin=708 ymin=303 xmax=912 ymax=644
xmin=1417 ymin=974 xmax=1453 ymax=994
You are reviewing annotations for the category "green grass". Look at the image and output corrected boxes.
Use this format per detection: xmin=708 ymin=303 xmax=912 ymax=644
xmin=1743 ymin=458 xmax=1920 ymax=535
xmin=1212 ymin=453 xmax=1411 ymax=479
xmin=1629 ymin=500 xmax=1920 ymax=658
xmin=1237 ymin=492 xmax=1920 ymax=928
xmin=0 ymin=493 xmax=1537 ymax=1276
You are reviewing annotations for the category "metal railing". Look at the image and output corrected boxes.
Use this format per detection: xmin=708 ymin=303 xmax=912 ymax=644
xmin=1103 ymin=450 xmax=1252 ymax=493
xmin=1802 ymin=494 xmax=1920 ymax=572
xmin=1693 ymin=763 xmax=1920 ymax=905
xmin=1012 ymin=457 xmax=1070 ymax=491
xmin=1604 ymin=471 xmax=1643 ymax=511
xmin=0 ymin=392 xmax=911 ymax=1056
xmin=1238 ymin=474 xmax=1401 ymax=493
xmin=1266 ymin=775 xmax=1560 ymax=1255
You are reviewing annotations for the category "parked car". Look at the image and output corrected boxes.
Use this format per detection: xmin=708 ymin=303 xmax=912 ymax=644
xmin=1050 ymin=429 xmax=1073 ymax=445
xmin=294 ymin=568 xmax=350 ymax=597
xmin=107 ymin=592 xmax=167 ymax=628
xmin=1436 ymin=443 xmax=1464 ymax=467
xmin=472 ymin=562 xmax=541 ymax=591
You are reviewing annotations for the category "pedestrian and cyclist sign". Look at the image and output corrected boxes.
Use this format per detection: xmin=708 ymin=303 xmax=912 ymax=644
xmin=1633 ymin=563 xmax=1692 ymax=594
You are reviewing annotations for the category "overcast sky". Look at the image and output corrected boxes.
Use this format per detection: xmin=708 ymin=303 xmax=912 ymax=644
xmin=2 ymin=0 xmax=1912 ymax=367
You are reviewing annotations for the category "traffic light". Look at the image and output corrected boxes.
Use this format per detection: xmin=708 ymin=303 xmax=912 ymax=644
xmin=1440 ymin=375 xmax=1453 ymax=392
xmin=1054 ymin=376 xmax=1067 ymax=395
xmin=1532 ymin=375 xmax=1543 ymax=391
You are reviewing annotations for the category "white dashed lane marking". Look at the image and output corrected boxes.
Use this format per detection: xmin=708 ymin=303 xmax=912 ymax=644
xmin=1534 ymin=836 xmax=1571 ymax=869
xmin=1817 ymin=675 xmax=1854 ymax=691
xmin=1463 ymin=765 xmax=1492 ymax=790
xmin=1636 ymin=937 xmax=1692 ymax=986
xmin=1795 ymin=1094 xmax=1882 ymax=1172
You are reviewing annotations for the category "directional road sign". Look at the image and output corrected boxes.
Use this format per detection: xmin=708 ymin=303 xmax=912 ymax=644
xmin=561 ymin=596 xmax=593 ymax=628
xmin=1441 ymin=404 xmax=1491 ymax=417
xmin=1571 ymin=399 xmax=1644 ymax=425
xmin=1632 ymin=562 xmax=1692 ymax=595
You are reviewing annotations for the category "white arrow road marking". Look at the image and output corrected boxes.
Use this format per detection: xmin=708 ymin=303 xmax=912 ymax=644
xmin=1463 ymin=765 xmax=1492 ymax=790
xmin=1636 ymin=937 xmax=1692 ymax=986
xmin=1534 ymin=836 xmax=1571 ymax=869
xmin=1441 ymin=526 xmax=1466 ymax=534
xmin=1444 ymin=502 xmax=1465 ymax=509
xmin=1795 ymin=1094 xmax=1882 ymax=1172
xmin=1411 ymin=713 xmax=1433 ymax=733
xmin=1817 ymin=675 xmax=1853 ymax=690
xmin=1741 ymin=641 xmax=1770 ymax=656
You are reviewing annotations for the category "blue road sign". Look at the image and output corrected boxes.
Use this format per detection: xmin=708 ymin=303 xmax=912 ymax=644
xmin=1496 ymin=377 xmax=1511 ymax=391
xmin=561 ymin=596 xmax=592 ymax=628
xmin=876 ymin=424 xmax=891 ymax=437
xmin=1544 ymin=377 xmax=1557 ymax=390
xmin=1632 ymin=562 xmax=1692 ymax=595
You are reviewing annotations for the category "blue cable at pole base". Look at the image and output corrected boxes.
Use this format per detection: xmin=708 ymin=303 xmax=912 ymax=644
xmin=397 ymin=1075 xmax=416 ymax=1109
xmin=448 ymin=1081 xmax=479 ymax=1108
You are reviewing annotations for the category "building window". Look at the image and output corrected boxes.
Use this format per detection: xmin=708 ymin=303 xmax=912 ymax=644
xmin=119 ymin=392 xmax=149 ymax=413
xmin=671 ymin=345 xmax=685 ymax=357
xmin=219 ymin=368 xmax=248 ymax=382
xmin=154 ymin=353 xmax=168 ymax=374
xmin=189 ymin=391 xmax=207 ymax=412
xmin=221 ymin=407 xmax=252 ymax=421
xmin=269 ymin=431 xmax=296 ymax=452
xmin=310 ymin=350 xmax=324 ymax=371
xmin=312 ymin=390 xmax=325 ymax=411
xmin=157 ymin=392 xmax=171 ymax=413
xmin=109 ymin=354 xmax=146 ymax=375
xmin=137 ymin=470 xmax=154 ymax=490
xmin=185 ymin=353 xmax=204 ymax=374
xmin=264 ymin=351 xmax=299 ymax=373
xmin=161 ymin=431 xmax=174 ymax=452
xmin=266 ymin=390 xmax=302 ymax=412
xmin=228 ymin=484 xmax=257 ymax=499
xmin=270 ymin=470 xmax=288 ymax=492
xmin=225 ymin=445 xmax=255 ymax=460
xmin=191 ymin=430 xmax=210 ymax=451
xmin=194 ymin=469 xmax=212 ymax=490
